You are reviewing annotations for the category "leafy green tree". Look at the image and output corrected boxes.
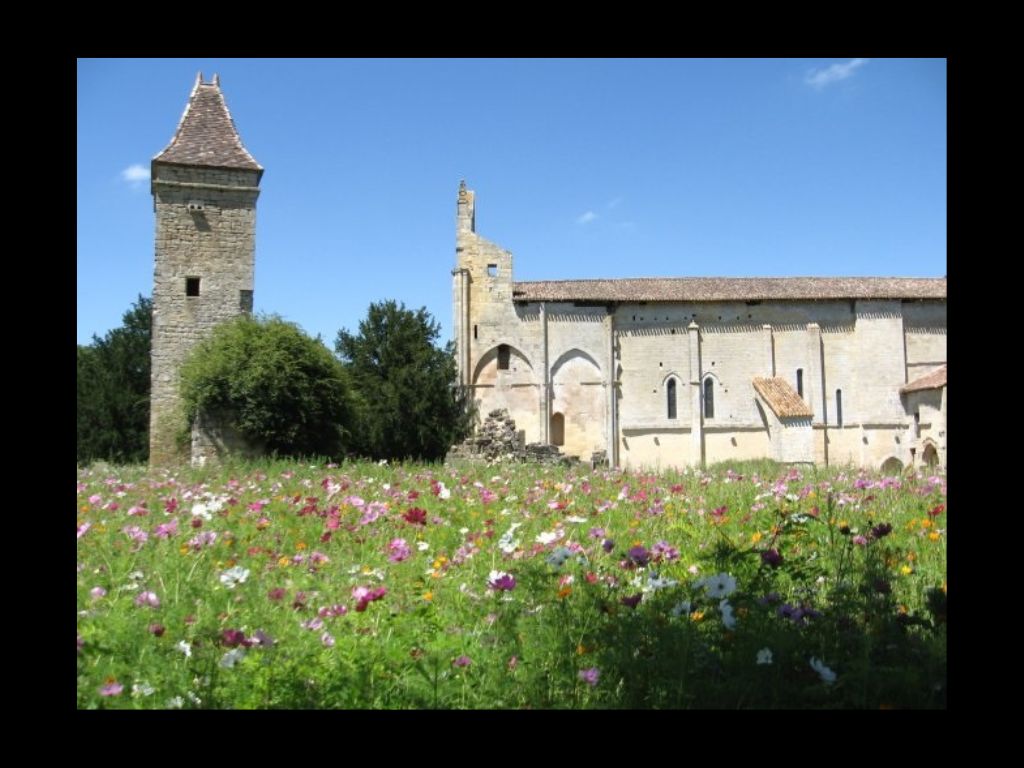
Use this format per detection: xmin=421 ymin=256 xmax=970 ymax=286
xmin=336 ymin=300 xmax=472 ymax=461
xmin=77 ymin=295 xmax=151 ymax=464
xmin=179 ymin=315 xmax=357 ymax=459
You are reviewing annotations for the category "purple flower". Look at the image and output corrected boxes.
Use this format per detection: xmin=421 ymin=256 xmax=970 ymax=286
xmin=588 ymin=527 xmax=606 ymax=539
xmin=320 ymin=631 xmax=335 ymax=648
xmin=620 ymin=593 xmax=643 ymax=609
xmin=488 ymin=570 xmax=516 ymax=592
xmin=602 ymin=538 xmax=615 ymax=553
xmin=452 ymin=655 xmax=472 ymax=668
xmin=760 ymin=548 xmax=783 ymax=567
xmin=267 ymin=587 xmax=287 ymax=602
xmin=651 ymin=540 xmax=680 ymax=562
xmin=99 ymin=680 xmax=123 ymax=697
xmin=870 ymin=523 xmax=893 ymax=540
xmin=403 ymin=507 xmax=427 ymax=526
xmin=578 ymin=667 xmax=600 ymax=686
xmin=627 ymin=546 xmax=651 ymax=567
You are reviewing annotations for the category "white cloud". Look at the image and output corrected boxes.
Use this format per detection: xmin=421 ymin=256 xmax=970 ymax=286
xmin=805 ymin=58 xmax=868 ymax=89
xmin=606 ymin=197 xmax=622 ymax=210
xmin=121 ymin=164 xmax=150 ymax=184
xmin=576 ymin=211 xmax=597 ymax=225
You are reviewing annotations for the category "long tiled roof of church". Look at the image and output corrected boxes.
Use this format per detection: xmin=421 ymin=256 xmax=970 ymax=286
xmin=154 ymin=73 xmax=262 ymax=173
xmin=512 ymin=277 xmax=946 ymax=303
xmin=900 ymin=364 xmax=947 ymax=393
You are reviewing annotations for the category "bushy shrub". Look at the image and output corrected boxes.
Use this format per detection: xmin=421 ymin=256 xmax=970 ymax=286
xmin=180 ymin=315 xmax=357 ymax=459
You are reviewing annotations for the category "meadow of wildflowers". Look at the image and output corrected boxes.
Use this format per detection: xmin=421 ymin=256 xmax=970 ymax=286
xmin=77 ymin=459 xmax=946 ymax=709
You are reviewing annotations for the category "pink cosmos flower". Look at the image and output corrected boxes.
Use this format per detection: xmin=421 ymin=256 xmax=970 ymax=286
xmin=127 ymin=505 xmax=148 ymax=517
xmin=153 ymin=519 xmax=178 ymax=539
xmin=99 ymin=681 xmax=123 ymax=697
xmin=578 ymin=667 xmax=600 ymax=686
xmin=452 ymin=655 xmax=472 ymax=668
xmin=403 ymin=507 xmax=427 ymax=526
xmin=77 ymin=522 xmax=91 ymax=539
xmin=90 ymin=586 xmax=107 ymax=600
xmin=134 ymin=591 xmax=160 ymax=608
xmin=488 ymin=570 xmax=516 ymax=591
xmin=88 ymin=494 xmax=102 ymax=505
xmin=321 ymin=631 xmax=335 ymax=648
xmin=388 ymin=538 xmax=411 ymax=563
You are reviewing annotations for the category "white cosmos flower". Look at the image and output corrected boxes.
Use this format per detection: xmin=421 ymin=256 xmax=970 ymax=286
xmin=719 ymin=599 xmax=737 ymax=629
xmin=177 ymin=641 xmax=192 ymax=658
xmin=219 ymin=566 xmax=250 ymax=589
xmin=219 ymin=648 xmax=246 ymax=669
xmin=756 ymin=648 xmax=773 ymax=665
xmin=702 ymin=573 xmax=737 ymax=599
xmin=536 ymin=530 xmax=562 ymax=545
xmin=565 ymin=515 xmax=588 ymax=523
xmin=671 ymin=600 xmax=692 ymax=618
xmin=191 ymin=503 xmax=212 ymax=520
xmin=417 ymin=541 xmax=430 ymax=551
xmin=809 ymin=657 xmax=837 ymax=685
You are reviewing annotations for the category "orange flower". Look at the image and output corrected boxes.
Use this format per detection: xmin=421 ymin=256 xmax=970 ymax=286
xmin=928 ymin=532 xmax=940 ymax=542
xmin=557 ymin=586 xmax=573 ymax=599
xmin=295 ymin=541 xmax=307 ymax=551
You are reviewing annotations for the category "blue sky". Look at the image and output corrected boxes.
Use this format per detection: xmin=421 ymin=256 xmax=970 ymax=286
xmin=77 ymin=58 xmax=946 ymax=347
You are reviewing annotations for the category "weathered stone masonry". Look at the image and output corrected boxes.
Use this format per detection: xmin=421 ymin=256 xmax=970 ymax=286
xmin=453 ymin=182 xmax=947 ymax=472
xmin=149 ymin=74 xmax=262 ymax=465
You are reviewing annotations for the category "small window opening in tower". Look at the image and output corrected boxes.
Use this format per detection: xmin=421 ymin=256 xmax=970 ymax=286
xmin=487 ymin=264 xmax=498 ymax=277
xmin=498 ymin=344 xmax=510 ymax=370
xmin=667 ymin=378 xmax=677 ymax=419
xmin=186 ymin=277 xmax=201 ymax=297
xmin=835 ymin=389 xmax=843 ymax=427
xmin=473 ymin=324 xmax=478 ymax=340
xmin=796 ymin=368 xmax=804 ymax=398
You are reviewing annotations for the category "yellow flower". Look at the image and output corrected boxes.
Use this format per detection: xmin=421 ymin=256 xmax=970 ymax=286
xmin=278 ymin=556 xmax=291 ymax=567
xmin=80 ymin=505 xmax=90 ymax=513
xmin=751 ymin=532 xmax=763 ymax=544
xmin=632 ymin=539 xmax=643 ymax=547
xmin=296 ymin=541 xmax=307 ymax=551
xmin=900 ymin=565 xmax=913 ymax=576
xmin=423 ymin=591 xmax=433 ymax=602
xmin=689 ymin=610 xmax=705 ymax=622
xmin=179 ymin=545 xmax=190 ymax=555
xmin=928 ymin=532 xmax=940 ymax=542
xmin=920 ymin=519 xmax=932 ymax=529
xmin=577 ymin=643 xmax=588 ymax=655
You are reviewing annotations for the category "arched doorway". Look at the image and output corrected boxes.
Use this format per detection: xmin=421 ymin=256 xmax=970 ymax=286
xmin=881 ymin=457 xmax=903 ymax=475
xmin=922 ymin=443 xmax=938 ymax=467
xmin=550 ymin=412 xmax=565 ymax=446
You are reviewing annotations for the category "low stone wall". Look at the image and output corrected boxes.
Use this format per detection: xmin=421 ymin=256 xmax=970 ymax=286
xmin=191 ymin=410 xmax=263 ymax=467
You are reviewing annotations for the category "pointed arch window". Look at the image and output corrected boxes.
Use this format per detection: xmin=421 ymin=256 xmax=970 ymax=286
xmin=497 ymin=344 xmax=510 ymax=371
xmin=703 ymin=377 xmax=715 ymax=419
xmin=667 ymin=378 xmax=677 ymax=419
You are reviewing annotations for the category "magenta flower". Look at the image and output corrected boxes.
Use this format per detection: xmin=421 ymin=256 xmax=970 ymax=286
xmin=134 ymin=591 xmax=160 ymax=608
xmin=88 ymin=494 xmax=102 ymax=505
xmin=352 ymin=585 xmax=387 ymax=612
xmin=452 ymin=655 xmax=472 ymax=668
xmin=267 ymin=587 xmax=286 ymax=602
xmin=89 ymin=586 xmax=107 ymax=600
xmin=852 ymin=535 xmax=868 ymax=547
xmin=221 ymin=628 xmax=250 ymax=647
xmin=148 ymin=623 xmax=165 ymax=637
xmin=488 ymin=570 xmax=516 ymax=591
xmin=578 ymin=667 xmax=600 ymax=686
xmin=77 ymin=522 xmax=91 ymax=539
xmin=651 ymin=540 xmax=680 ymax=562
xmin=321 ymin=631 xmax=335 ymax=648
xmin=588 ymin=527 xmax=606 ymax=539
xmin=403 ymin=507 xmax=427 ymax=526
xmin=99 ymin=680 xmax=123 ymax=697
xmin=388 ymin=538 xmax=411 ymax=563
xmin=122 ymin=525 xmax=149 ymax=545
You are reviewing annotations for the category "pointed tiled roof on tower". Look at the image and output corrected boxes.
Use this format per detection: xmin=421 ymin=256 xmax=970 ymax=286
xmin=154 ymin=73 xmax=263 ymax=174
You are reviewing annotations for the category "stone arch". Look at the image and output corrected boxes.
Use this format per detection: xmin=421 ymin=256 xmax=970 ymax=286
xmin=550 ymin=347 xmax=603 ymax=379
xmin=660 ymin=371 xmax=683 ymax=388
xmin=549 ymin=347 xmax=604 ymax=458
xmin=472 ymin=343 xmax=535 ymax=386
xmin=881 ymin=456 xmax=904 ymax=475
xmin=922 ymin=440 xmax=939 ymax=467
xmin=550 ymin=412 xmax=565 ymax=446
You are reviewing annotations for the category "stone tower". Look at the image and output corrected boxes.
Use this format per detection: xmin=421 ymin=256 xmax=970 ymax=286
xmin=149 ymin=73 xmax=263 ymax=464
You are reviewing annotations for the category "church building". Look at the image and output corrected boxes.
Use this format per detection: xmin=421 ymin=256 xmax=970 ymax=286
xmin=452 ymin=182 xmax=946 ymax=471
